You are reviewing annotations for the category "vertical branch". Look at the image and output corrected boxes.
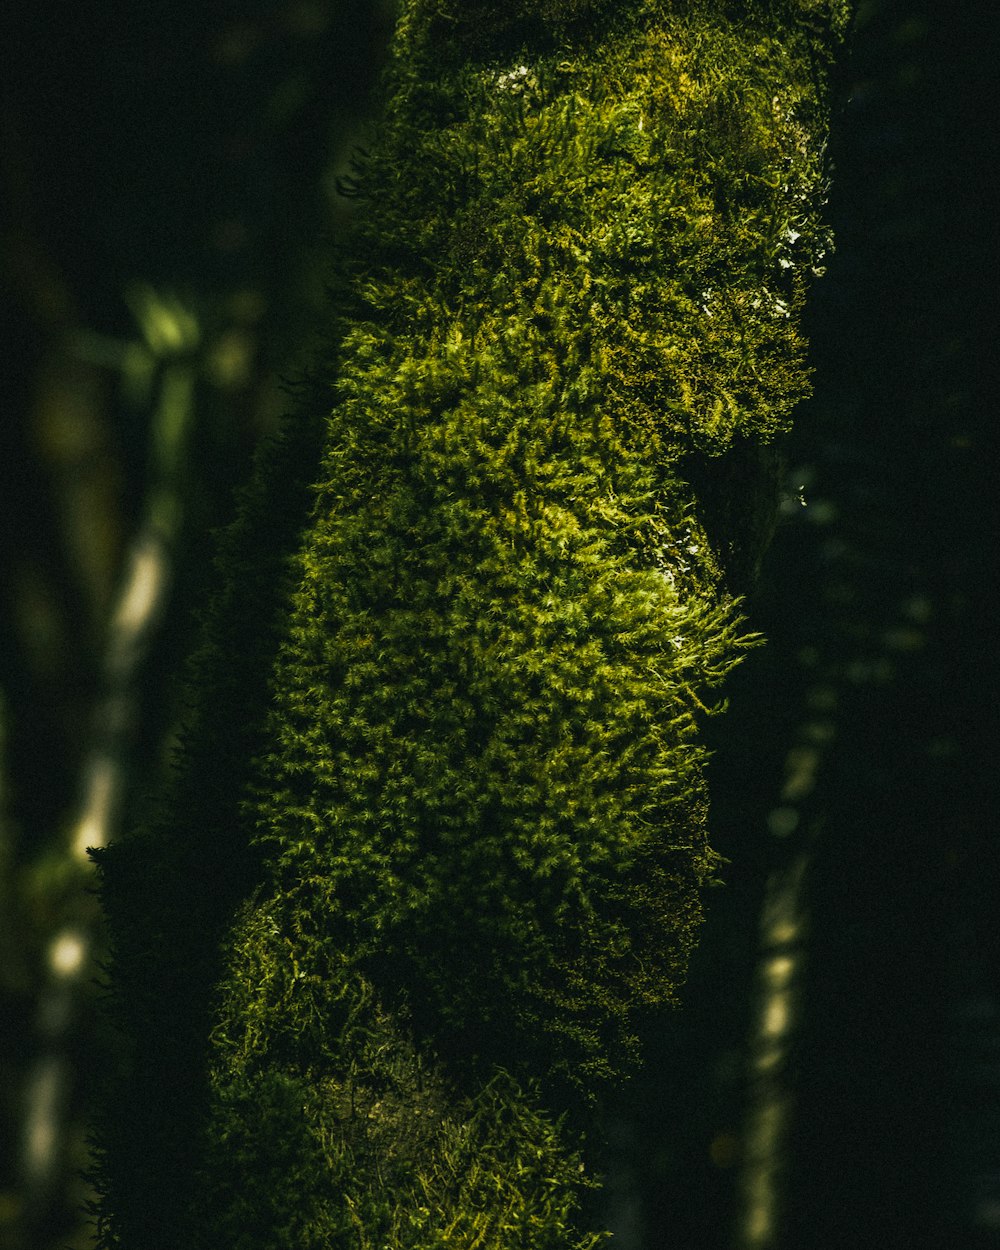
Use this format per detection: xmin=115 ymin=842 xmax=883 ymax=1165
xmin=735 ymin=850 xmax=810 ymax=1250
xmin=17 ymin=299 xmax=199 ymax=1246
xmin=85 ymin=4 xmax=849 ymax=1245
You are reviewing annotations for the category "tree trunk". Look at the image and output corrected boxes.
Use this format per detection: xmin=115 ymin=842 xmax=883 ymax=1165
xmin=90 ymin=2 xmax=848 ymax=1246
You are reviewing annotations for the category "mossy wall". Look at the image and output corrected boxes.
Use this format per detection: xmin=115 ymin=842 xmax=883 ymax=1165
xmin=90 ymin=2 xmax=848 ymax=1246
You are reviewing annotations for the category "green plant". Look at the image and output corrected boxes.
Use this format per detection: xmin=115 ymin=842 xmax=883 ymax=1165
xmin=90 ymin=2 xmax=849 ymax=1245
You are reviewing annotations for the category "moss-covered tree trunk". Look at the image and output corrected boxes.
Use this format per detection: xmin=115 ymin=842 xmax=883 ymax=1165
xmin=90 ymin=2 xmax=848 ymax=1246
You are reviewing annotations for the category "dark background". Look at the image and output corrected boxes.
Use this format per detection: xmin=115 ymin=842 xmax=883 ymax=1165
xmin=1 ymin=2 xmax=996 ymax=1247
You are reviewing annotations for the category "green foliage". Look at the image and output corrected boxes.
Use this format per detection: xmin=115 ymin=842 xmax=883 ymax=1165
xmin=242 ymin=0 xmax=841 ymax=1088
xmin=200 ymin=894 xmax=603 ymax=1248
xmin=90 ymin=1 xmax=847 ymax=1246
xmin=248 ymin=302 xmax=755 ymax=1084
xmin=374 ymin=0 xmax=842 ymax=457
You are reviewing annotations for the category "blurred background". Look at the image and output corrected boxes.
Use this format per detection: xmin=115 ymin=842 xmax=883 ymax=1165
xmin=0 ymin=2 xmax=995 ymax=1248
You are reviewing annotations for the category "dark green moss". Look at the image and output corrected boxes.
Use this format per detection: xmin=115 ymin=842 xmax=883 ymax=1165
xmin=91 ymin=2 xmax=849 ymax=1245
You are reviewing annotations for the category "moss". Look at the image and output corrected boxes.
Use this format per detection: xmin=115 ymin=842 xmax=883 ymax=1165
xmin=91 ymin=2 xmax=848 ymax=1246
xmin=198 ymin=892 xmax=604 ymax=1248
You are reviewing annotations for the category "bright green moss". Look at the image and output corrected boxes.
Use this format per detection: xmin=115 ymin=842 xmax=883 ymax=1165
xmin=91 ymin=2 xmax=848 ymax=1246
